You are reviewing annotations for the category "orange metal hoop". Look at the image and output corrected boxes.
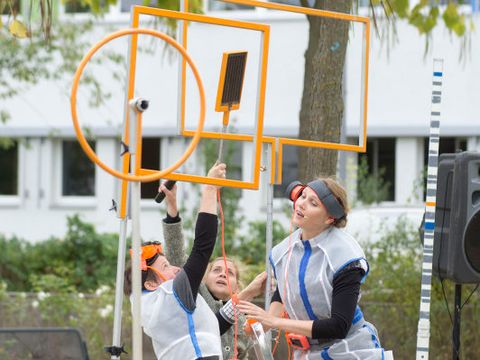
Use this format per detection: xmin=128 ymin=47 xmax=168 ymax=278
xmin=70 ymin=28 xmax=206 ymax=183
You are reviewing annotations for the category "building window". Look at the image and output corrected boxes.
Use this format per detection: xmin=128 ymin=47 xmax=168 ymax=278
xmin=274 ymin=146 xmax=298 ymax=198
xmin=62 ymin=140 xmax=95 ymax=196
xmin=141 ymin=138 xmax=161 ymax=199
xmin=358 ymin=138 xmax=396 ymax=202
xmin=424 ymin=137 xmax=467 ymax=164
xmin=422 ymin=137 xmax=467 ymax=197
xmin=0 ymin=141 xmax=18 ymax=195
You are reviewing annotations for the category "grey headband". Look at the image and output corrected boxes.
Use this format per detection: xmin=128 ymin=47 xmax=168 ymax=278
xmin=307 ymin=180 xmax=345 ymax=220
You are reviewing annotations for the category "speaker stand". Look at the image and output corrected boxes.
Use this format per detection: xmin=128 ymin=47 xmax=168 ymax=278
xmin=452 ymin=284 xmax=462 ymax=360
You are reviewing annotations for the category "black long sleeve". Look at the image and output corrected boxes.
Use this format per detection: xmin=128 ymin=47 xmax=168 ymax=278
xmin=163 ymin=211 xmax=181 ymax=224
xmin=168 ymin=211 xmax=232 ymax=335
xmin=311 ymin=268 xmax=364 ymax=339
xmin=182 ymin=212 xmax=218 ymax=301
xmin=215 ymin=311 xmax=233 ymax=335
xmin=270 ymin=267 xmax=364 ymax=340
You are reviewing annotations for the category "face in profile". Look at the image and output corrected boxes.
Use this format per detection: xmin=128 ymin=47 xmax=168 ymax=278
xmin=144 ymin=255 xmax=181 ymax=291
xmin=204 ymin=259 xmax=239 ymax=301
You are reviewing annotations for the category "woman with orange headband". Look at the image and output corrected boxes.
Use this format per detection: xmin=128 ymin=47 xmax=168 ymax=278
xmin=124 ymin=163 xmax=247 ymax=360
xmin=237 ymin=177 xmax=386 ymax=359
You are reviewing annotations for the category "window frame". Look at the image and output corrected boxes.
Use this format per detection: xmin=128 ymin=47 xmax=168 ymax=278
xmin=52 ymin=138 xmax=97 ymax=208
xmin=358 ymin=137 xmax=396 ymax=204
xmin=140 ymin=137 xmax=162 ymax=203
xmin=0 ymin=140 xmax=23 ymax=207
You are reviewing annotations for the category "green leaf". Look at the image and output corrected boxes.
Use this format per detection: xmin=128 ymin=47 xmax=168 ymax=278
xmin=443 ymin=2 xmax=460 ymax=28
xmin=452 ymin=18 xmax=466 ymax=36
xmin=442 ymin=2 xmax=466 ymax=36
xmin=391 ymin=0 xmax=409 ymax=19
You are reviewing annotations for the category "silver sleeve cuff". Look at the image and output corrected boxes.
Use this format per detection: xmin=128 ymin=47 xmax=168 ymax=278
xmin=219 ymin=299 xmax=237 ymax=324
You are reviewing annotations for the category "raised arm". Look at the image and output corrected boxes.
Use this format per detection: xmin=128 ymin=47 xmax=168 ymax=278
xmin=160 ymin=182 xmax=187 ymax=267
xmin=174 ymin=163 xmax=226 ymax=303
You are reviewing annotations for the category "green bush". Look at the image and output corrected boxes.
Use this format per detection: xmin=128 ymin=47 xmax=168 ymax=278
xmin=0 ymin=214 xmax=120 ymax=292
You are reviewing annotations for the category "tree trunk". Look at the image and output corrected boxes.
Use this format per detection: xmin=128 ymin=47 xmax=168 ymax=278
xmin=298 ymin=0 xmax=352 ymax=182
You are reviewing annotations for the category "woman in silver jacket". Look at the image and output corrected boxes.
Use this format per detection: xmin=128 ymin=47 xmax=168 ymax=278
xmin=238 ymin=178 xmax=386 ymax=360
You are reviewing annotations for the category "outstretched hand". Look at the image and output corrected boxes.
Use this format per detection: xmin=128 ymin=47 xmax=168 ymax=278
xmin=199 ymin=163 xmax=226 ymax=214
xmin=239 ymin=271 xmax=267 ymax=301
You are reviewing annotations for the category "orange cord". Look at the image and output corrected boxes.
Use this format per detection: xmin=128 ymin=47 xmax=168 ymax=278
xmin=271 ymin=328 xmax=282 ymax=354
xmin=216 ymin=192 xmax=296 ymax=360
xmin=217 ymin=189 xmax=239 ymax=360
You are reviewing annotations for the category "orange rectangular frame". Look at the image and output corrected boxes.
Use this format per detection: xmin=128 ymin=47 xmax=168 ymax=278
xmin=127 ymin=6 xmax=270 ymax=192
xmin=219 ymin=0 xmax=371 ymax=185
xmin=219 ymin=0 xmax=370 ymax=154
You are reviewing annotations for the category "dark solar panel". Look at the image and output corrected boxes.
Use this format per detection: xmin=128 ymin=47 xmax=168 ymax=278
xmin=221 ymin=52 xmax=247 ymax=107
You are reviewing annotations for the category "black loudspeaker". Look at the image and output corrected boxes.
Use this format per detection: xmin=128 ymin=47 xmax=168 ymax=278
xmin=433 ymin=152 xmax=480 ymax=283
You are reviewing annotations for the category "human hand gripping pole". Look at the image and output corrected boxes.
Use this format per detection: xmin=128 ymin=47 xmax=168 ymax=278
xmin=154 ymin=180 xmax=176 ymax=204
xmin=201 ymin=162 xmax=226 ymax=214
xmin=157 ymin=181 xmax=178 ymax=217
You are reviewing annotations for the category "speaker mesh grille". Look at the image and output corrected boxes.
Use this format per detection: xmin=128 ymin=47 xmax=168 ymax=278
xmin=464 ymin=209 xmax=480 ymax=273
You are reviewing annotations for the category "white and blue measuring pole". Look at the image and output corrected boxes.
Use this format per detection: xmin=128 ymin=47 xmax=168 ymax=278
xmin=415 ymin=59 xmax=444 ymax=360
xmin=472 ymin=0 xmax=479 ymax=14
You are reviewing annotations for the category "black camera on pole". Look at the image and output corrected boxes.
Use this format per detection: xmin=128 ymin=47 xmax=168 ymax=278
xmin=433 ymin=151 xmax=480 ymax=284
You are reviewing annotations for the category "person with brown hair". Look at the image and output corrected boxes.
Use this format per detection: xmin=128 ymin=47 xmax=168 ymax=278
xmin=237 ymin=177 xmax=386 ymax=359
xmin=124 ymin=163 xmax=256 ymax=360
xmin=159 ymin=180 xmax=266 ymax=359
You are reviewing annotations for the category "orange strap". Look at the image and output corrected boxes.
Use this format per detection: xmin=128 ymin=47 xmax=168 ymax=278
xmin=146 ymin=265 xmax=168 ymax=283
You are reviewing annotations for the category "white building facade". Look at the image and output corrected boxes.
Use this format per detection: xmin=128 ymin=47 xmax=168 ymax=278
xmin=1 ymin=1 xmax=479 ymax=242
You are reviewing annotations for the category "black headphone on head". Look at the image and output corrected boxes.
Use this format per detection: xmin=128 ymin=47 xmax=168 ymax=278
xmin=285 ymin=180 xmax=345 ymax=220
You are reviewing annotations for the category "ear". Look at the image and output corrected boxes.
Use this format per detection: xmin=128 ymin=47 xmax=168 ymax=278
xmin=144 ymin=280 xmax=160 ymax=291
xmin=326 ymin=217 xmax=335 ymax=225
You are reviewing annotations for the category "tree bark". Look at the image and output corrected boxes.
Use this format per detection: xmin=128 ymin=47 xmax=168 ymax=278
xmin=298 ymin=0 xmax=352 ymax=182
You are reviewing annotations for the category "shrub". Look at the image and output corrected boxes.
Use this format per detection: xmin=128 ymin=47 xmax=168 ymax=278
xmin=0 ymin=214 xmax=120 ymax=292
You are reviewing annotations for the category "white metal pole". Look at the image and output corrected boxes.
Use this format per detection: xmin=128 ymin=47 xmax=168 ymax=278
xmin=264 ymin=143 xmax=273 ymax=310
xmin=110 ymin=219 xmax=128 ymax=359
xmin=263 ymin=141 xmax=276 ymax=351
xmin=109 ymin=10 xmax=136 ymax=356
xmin=129 ymin=98 xmax=147 ymax=360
